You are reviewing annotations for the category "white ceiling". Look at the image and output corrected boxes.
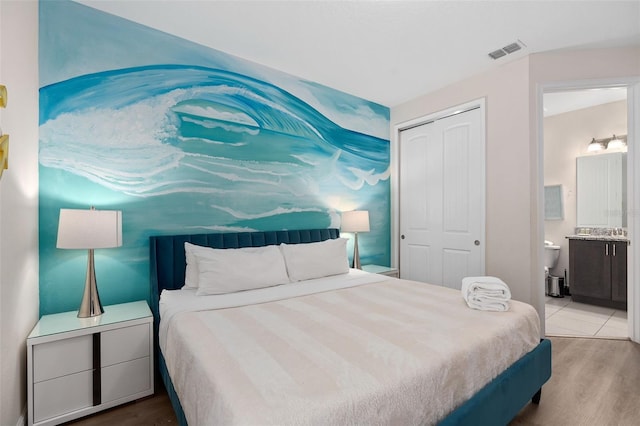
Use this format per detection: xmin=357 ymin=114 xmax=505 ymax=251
xmin=543 ymin=87 xmax=628 ymax=117
xmin=78 ymin=0 xmax=640 ymax=107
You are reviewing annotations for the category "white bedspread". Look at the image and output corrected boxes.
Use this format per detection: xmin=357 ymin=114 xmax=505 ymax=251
xmin=160 ymin=271 xmax=540 ymax=425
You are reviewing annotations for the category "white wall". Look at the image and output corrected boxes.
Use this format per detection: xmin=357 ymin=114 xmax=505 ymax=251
xmin=0 ymin=1 xmax=40 ymax=425
xmin=392 ymin=46 xmax=640 ymax=336
xmin=392 ymin=57 xmax=533 ymax=303
xmin=530 ymin=46 xmax=640 ymax=340
xmin=544 ymin=100 xmax=627 ymax=278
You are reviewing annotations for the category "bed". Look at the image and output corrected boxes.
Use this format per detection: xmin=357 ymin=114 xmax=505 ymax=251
xmin=150 ymin=228 xmax=551 ymax=425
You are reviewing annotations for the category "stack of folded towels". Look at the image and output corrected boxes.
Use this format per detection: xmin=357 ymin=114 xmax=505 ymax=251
xmin=461 ymin=276 xmax=511 ymax=312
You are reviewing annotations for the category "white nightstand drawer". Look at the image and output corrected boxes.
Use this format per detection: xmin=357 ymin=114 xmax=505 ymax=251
xmin=33 ymin=334 xmax=93 ymax=383
xmin=27 ymin=301 xmax=154 ymax=426
xmin=101 ymin=323 xmax=149 ymax=367
xmin=33 ymin=369 xmax=93 ymax=423
xmin=101 ymin=356 xmax=151 ymax=403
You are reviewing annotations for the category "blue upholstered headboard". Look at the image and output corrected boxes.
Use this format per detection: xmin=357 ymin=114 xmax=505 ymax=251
xmin=149 ymin=228 xmax=340 ymax=324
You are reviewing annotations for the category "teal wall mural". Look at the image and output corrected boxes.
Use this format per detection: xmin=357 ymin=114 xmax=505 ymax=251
xmin=39 ymin=1 xmax=390 ymax=315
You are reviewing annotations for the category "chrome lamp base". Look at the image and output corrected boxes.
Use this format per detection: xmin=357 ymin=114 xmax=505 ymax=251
xmin=351 ymin=232 xmax=362 ymax=269
xmin=78 ymin=248 xmax=104 ymax=318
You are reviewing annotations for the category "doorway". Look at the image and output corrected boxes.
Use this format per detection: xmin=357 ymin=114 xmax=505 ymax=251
xmin=542 ymin=87 xmax=629 ymax=338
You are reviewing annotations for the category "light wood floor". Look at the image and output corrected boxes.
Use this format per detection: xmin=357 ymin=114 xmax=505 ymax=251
xmin=511 ymin=336 xmax=640 ymax=426
xmin=65 ymin=337 xmax=640 ymax=426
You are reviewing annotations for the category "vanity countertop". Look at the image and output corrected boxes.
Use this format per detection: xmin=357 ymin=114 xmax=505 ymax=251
xmin=566 ymin=234 xmax=630 ymax=243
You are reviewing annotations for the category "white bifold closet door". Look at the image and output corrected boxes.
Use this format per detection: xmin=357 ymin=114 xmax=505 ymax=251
xmin=399 ymin=107 xmax=485 ymax=289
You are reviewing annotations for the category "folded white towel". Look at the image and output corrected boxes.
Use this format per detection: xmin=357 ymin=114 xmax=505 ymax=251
xmin=461 ymin=276 xmax=511 ymax=312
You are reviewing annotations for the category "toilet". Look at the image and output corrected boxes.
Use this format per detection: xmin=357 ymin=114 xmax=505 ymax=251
xmin=544 ymin=240 xmax=561 ymax=275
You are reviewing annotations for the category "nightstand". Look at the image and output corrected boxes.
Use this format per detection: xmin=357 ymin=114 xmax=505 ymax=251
xmin=27 ymin=301 xmax=154 ymax=426
xmin=362 ymin=264 xmax=399 ymax=278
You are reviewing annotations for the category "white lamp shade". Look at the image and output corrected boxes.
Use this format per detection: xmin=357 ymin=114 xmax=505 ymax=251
xmin=341 ymin=210 xmax=370 ymax=233
xmin=57 ymin=208 xmax=123 ymax=249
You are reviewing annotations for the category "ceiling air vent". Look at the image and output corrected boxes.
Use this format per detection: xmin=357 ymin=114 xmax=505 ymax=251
xmin=503 ymin=42 xmax=521 ymax=54
xmin=488 ymin=49 xmax=507 ymax=60
xmin=488 ymin=40 xmax=526 ymax=60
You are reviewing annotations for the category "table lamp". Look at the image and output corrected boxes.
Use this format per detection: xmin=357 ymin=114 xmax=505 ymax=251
xmin=341 ymin=210 xmax=370 ymax=269
xmin=57 ymin=207 xmax=123 ymax=318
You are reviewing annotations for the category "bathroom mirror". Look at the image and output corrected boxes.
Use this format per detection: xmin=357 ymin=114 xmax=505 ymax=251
xmin=544 ymin=184 xmax=564 ymax=220
xmin=576 ymin=153 xmax=627 ymax=227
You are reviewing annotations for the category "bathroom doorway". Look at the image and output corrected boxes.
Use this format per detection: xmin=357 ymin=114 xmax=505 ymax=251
xmin=543 ymin=87 xmax=629 ymax=338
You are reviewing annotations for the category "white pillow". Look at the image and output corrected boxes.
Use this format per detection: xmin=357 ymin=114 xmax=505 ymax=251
xmin=280 ymin=238 xmax=349 ymax=282
xmin=193 ymin=244 xmax=290 ymax=296
xmin=184 ymin=242 xmax=219 ymax=289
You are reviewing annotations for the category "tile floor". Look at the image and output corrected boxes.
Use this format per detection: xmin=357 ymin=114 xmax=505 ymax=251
xmin=545 ymin=296 xmax=628 ymax=338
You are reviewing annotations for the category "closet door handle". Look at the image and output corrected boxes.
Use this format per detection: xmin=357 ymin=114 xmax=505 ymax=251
xmin=605 ymin=243 xmax=609 ymax=256
xmin=613 ymin=243 xmax=616 ymax=256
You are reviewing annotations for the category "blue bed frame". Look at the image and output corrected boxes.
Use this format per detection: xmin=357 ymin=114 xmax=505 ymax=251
xmin=149 ymin=228 xmax=551 ymax=426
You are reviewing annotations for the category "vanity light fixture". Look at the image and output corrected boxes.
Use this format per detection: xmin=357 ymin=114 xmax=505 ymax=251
xmin=587 ymin=138 xmax=605 ymax=152
xmin=587 ymin=134 xmax=628 ymax=153
xmin=607 ymin=134 xmax=626 ymax=150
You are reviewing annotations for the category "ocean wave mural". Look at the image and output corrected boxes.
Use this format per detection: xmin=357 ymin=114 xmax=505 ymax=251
xmin=39 ymin=1 xmax=390 ymax=315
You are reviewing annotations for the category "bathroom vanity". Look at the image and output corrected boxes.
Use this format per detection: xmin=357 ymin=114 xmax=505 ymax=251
xmin=568 ymin=152 xmax=628 ymax=310
xmin=568 ymin=235 xmax=628 ymax=310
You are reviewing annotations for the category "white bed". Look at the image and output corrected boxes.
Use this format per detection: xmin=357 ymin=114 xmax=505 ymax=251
xmin=159 ymin=269 xmax=540 ymax=425
xmin=149 ymin=229 xmax=551 ymax=425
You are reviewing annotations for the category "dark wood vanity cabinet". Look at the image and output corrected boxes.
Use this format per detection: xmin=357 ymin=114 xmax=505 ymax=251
xmin=569 ymin=239 xmax=627 ymax=310
xmin=610 ymin=241 xmax=628 ymax=304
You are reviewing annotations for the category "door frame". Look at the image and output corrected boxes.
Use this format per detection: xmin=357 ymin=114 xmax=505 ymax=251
xmin=537 ymin=78 xmax=640 ymax=342
xmin=391 ymin=98 xmax=486 ymax=273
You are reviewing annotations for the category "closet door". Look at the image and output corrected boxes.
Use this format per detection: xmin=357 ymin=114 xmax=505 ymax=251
xmin=399 ymin=107 xmax=485 ymax=289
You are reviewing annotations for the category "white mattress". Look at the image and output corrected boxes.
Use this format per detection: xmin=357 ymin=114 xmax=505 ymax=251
xmin=159 ymin=270 xmax=540 ymax=425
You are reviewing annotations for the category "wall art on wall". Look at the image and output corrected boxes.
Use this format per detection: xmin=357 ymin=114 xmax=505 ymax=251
xmin=38 ymin=1 xmax=390 ymax=314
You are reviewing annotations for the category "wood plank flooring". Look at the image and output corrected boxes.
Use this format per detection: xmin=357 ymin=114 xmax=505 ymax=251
xmin=65 ymin=337 xmax=640 ymax=426
xmin=511 ymin=336 xmax=640 ymax=426
xmin=63 ymin=386 xmax=177 ymax=426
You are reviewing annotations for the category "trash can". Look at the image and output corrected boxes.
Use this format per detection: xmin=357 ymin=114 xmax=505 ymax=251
xmin=547 ymin=275 xmax=564 ymax=298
